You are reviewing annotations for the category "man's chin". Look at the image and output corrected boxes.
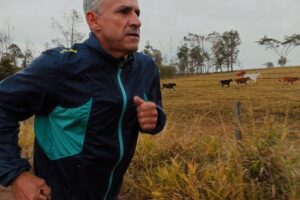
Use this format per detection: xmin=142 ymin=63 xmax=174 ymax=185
xmin=125 ymin=45 xmax=139 ymax=53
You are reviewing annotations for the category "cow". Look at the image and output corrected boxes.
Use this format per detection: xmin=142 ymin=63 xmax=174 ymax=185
xmin=162 ymin=83 xmax=176 ymax=90
xmin=244 ymin=72 xmax=261 ymax=83
xmin=220 ymin=79 xmax=233 ymax=87
xmin=235 ymin=77 xmax=250 ymax=85
xmin=280 ymin=77 xmax=299 ymax=84
xmin=236 ymin=70 xmax=246 ymax=77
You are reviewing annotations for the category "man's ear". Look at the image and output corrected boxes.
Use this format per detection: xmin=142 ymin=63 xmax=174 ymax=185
xmin=86 ymin=11 xmax=101 ymax=31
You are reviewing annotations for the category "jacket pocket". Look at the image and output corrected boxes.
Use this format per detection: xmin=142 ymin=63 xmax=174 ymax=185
xmin=34 ymin=99 xmax=92 ymax=160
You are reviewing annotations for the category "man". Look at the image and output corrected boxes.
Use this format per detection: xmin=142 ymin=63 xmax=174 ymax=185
xmin=0 ymin=0 xmax=166 ymax=199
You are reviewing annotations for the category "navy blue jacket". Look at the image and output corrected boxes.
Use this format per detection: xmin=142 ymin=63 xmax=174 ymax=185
xmin=0 ymin=33 xmax=166 ymax=199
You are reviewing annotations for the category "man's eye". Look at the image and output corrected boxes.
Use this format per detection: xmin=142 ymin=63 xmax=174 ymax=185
xmin=119 ymin=9 xmax=130 ymax=14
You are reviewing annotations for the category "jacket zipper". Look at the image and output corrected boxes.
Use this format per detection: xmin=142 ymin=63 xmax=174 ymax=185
xmin=103 ymin=65 xmax=127 ymax=200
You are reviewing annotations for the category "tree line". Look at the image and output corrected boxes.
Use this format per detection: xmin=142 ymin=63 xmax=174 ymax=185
xmin=1 ymin=9 xmax=300 ymax=80
xmin=142 ymin=30 xmax=241 ymax=77
xmin=144 ymin=32 xmax=300 ymax=78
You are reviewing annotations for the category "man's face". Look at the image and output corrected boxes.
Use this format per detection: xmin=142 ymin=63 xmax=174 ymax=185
xmin=95 ymin=0 xmax=141 ymax=57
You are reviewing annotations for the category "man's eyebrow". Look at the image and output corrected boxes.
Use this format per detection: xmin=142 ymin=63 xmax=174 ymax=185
xmin=114 ymin=5 xmax=140 ymax=15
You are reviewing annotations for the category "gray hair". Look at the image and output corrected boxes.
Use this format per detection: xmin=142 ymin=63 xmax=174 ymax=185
xmin=83 ymin=0 xmax=103 ymax=14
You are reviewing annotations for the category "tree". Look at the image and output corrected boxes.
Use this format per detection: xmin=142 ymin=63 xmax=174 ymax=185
xmin=21 ymin=47 xmax=33 ymax=68
xmin=206 ymin=32 xmax=225 ymax=72
xmin=212 ymin=40 xmax=226 ymax=72
xmin=177 ymin=43 xmax=189 ymax=75
xmin=51 ymin=9 xmax=84 ymax=48
xmin=221 ymin=30 xmax=241 ymax=72
xmin=188 ymin=46 xmax=202 ymax=73
xmin=183 ymin=33 xmax=207 ymax=73
xmin=8 ymin=43 xmax=23 ymax=66
xmin=257 ymin=34 xmax=300 ymax=67
xmin=263 ymin=62 xmax=274 ymax=68
xmin=0 ymin=20 xmax=14 ymax=57
xmin=0 ymin=32 xmax=6 ymax=55
xmin=0 ymin=56 xmax=19 ymax=80
xmin=0 ymin=21 xmax=34 ymax=69
xmin=6 ymin=43 xmax=33 ymax=69
xmin=277 ymin=56 xmax=287 ymax=67
xmin=205 ymin=30 xmax=241 ymax=72
xmin=142 ymin=41 xmax=163 ymax=66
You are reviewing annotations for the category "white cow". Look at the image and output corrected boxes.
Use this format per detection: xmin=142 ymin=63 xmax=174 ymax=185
xmin=244 ymin=72 xmax=261 ymax=82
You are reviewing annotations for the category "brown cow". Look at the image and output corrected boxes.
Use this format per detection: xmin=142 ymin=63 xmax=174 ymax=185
xmin=280 ymin=76 xmax=299 ymax=84
xmin=235 ymin=77 xmax=250 ymax=85
xmin=236 ymin=70 xmax=246 ymax=77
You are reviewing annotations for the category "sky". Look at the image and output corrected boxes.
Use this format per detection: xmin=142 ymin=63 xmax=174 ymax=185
xmin=0 ymin=0 xmax=300 ymax=69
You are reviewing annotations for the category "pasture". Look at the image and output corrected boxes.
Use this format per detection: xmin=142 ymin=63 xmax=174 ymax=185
xmin=1 ymin=67 xmax=300 ymax=200
xmin=121 ymin=66 xmax=300 ymax=199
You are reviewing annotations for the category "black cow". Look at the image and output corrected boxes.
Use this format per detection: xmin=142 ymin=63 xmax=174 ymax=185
xmin=220 ymin=79 xmax=233 ymax=87
xmin=162 ymin=83 xmax=176 ymax=90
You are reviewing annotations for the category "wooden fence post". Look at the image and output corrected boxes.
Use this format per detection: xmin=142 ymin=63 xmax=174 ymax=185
xmin=234 ymin=102 xmax=242 ymax=140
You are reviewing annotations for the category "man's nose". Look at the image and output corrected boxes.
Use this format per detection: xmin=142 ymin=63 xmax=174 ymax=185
xmin=130 ymin=13 xmax=141 ymax=28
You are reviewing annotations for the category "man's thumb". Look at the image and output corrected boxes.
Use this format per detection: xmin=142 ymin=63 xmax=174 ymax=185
xmin=133 ymin=96 xmax=144 ymax=106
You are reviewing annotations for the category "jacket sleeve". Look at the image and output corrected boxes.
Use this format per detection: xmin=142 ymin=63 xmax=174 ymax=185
xmin=142 ymin=60 xmax=166 ymax=135
xmin=0 ymin=50 xmax=61 ymax=186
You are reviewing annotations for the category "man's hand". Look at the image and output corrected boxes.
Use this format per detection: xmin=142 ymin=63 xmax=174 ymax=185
xmin=133 ymin=96 xmax=158 ymax=131
xmin=11 ymin=171 xmax=51 ymax=200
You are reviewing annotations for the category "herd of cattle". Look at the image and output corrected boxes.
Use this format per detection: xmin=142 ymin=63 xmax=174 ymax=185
xmin=162 ymin=70 xmax=299 ymax=90
xmin=219 ymin=70 xmax=299 ymax=87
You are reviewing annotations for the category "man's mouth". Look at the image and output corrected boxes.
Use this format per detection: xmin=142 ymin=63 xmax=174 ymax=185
xmin=126 ymin=32 xmax=140 ymax=38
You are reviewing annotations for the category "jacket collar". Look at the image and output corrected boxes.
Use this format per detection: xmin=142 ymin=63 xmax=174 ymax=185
xmin=85 ymin=32 xmax=134 ymax=66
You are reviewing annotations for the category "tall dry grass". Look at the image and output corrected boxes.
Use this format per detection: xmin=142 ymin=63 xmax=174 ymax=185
xmin=121 ymin=109 xmax=300 ymax=199
xmin=19 ymin=118 xmax=34 ymax=164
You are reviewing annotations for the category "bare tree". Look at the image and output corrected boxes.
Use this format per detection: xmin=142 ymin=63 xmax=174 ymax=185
xmin=51 ymin=9 xmax=84 ymax=48
xmin=0 ymin=32 xmax=5 ymax=55
xmin=257 ymin=34 xmax=300 ymax=67
xmin=0 ymin=20 xmax=14 ymax=56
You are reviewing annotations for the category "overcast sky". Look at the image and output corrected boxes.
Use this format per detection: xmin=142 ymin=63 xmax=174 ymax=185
xmin=1 ymin=0 xmax=300 ymax=69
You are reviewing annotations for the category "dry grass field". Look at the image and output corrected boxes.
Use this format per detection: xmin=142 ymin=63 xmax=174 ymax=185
xmin=121 ymin=66 xmax=300 ymax=200
xmin=1 ymin=66 xmax=300 ymax=200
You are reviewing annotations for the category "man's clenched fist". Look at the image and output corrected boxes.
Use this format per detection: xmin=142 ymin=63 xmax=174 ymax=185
xmin=133 ymin=96 xmax=158 ymax=131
